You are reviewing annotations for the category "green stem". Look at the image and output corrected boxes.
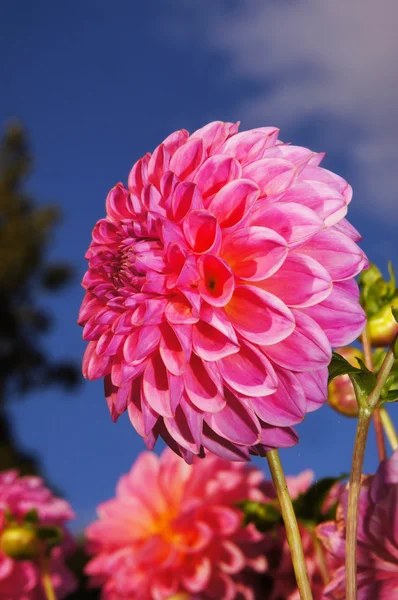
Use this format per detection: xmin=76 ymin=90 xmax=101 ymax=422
xmin=346 ymin=339 xmax=397 ymax=600
xmin=40 ymin=556 xmax=56 ymax=600
xmin=266 ymin=449 xmax=313 ymax=600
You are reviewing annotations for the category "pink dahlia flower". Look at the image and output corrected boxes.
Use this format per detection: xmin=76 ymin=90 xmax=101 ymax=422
xmin=0 ymin=471 xmax=77 ymax=599
xmin=79 ymin=121 xmax=367 ymax=462
xmin=85 ymin=448 xmax=269 ymax=599
xmin=317 ymin=449 xmax=398 ymax=598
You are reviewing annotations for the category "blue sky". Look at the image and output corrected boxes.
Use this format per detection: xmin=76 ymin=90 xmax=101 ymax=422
xmin=1 ymin=0 xmax=397 ymax=531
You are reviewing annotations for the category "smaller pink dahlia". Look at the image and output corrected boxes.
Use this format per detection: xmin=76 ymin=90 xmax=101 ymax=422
xmin=0 ymin=471 xmax=77 ymax=600
xmin=85 ymin=448 xmax=270 ymax=600
xmin=317 ymin=449 xmax=398 ymax=599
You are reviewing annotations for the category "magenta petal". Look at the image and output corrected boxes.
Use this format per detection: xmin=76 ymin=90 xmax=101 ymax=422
xmin=250 ymin=368 xmax=306 ymax=426
xmin=226 ymin=285 xmax=295 ymax=345
xmin=184 ymin=355 xmax=226 ymax=412
xmin=279 ymin=180 xmax=347 ymax=226
xmin=164 ymin=405 xmax=200 ymax=454
xmin=105 ymin=184 xmax=133 ymax=222
xmin=248 ymin=201 xmax=323 ymax=249
xmin=296 ymin=368 xmax=328 ymax=412
xmin=262 ymin=254 xmax=332 ymax=308
xmin=180 ymin=396 xmax=204 ymax=450
xmin=208 ymin=179 xmax=260 ymax=228
xmin=222 ymin=226 xmax=288 ymax=281
xmin=148 ymin=143 xmax=170 ymax=190
xmin=171 ymin=181 xmax=204 ymax=222
xmin=159 ymin=323 xmax=188 ymax=376
xmin=265 ymin=310 xmax=331 ymax=372
xmin=192 ymin=320 xmax=240 ymax=360
xmin=202 ymin=424 xmax=250 ymax=461
xmin=190 ymin=120 xmax=239 ymax=153
xmin=181 ymin=557 xmax=212 ymax=593
xmin=197 ymin=255 xmax=235 ymax=307
xmin=205 ymin=388 xmax=261 ymax=445
xmin=142 ymin=353 xmax=173 ymax=417
xmin=194 ymin=155 xmax=242 ymax=199
xmin=298 ymin=229 xmax=368 ymax=281
xmin=161 ymin=128 xmax=189 ymax=156
xmin=258 ymin=423 xmax=299 ymax=449
xmin=333 ymin=217 xmax=362 ymax=241
xmin=242 ymin=158 xmax=296 ymax=197
xmin=218 ymin=128 xmax=279 ymax=164
xmin=218 ymin=342 xmax=277 ymax=397
xmin=169 ymin=137 xmax=205 ymax=180
xmin=183 ymin=209 xmax=221 ymax=254
xmin=303 ymin=281 xmax=366 ymax=346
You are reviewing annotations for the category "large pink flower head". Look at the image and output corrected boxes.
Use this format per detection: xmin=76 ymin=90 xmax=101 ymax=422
xmin=85 ymin=448 xmax=269 ymax=599
xmin=0 ymin=471 xmax=77 ymax=599
xmin=317 ymin=449 xmax=398 ymax=598
xmin=79 ymin=121 xmax=367 ymax=462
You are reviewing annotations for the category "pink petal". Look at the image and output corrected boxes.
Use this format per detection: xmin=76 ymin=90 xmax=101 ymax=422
xmin=219 ymin=541 xmax=246 ymax=574
xmin=184 ymin=354 xmax=226 ymax=412
xmin=298 ymin=229 xmax=368 ymax=281
xmin=258 ymin=423 xmax=299 ymax=449
xmin=302 ymin=165 xmax=353 ymax=204
xmin=164 ymin=405 xmax=201 ymax=454
xmin=242 ymin=158 xmax=296 ymax=197
xmin=180 ymin=396 xmax=204 ymax=450
xmin=171 ymin=181 xmax=204 ymax=222
xmin=161 ymin=128 xmax=189 ymax=156
xmin=183 ymin=209 xmax=221 ymax=254
xmin=250 ymin=368 xmax=306 ymax=426
xmin=296 ymin=368 xmax=328 ymax=412
xmin=124 ymin=325 xmax=161 ymax=363
xmin=205 ymin=388 xmax=261 ymax=445
xmin=169 ymin=137 xmax=205 ymax=180
xmin=142 ymin=353 xmax=173 ymax=417
xmin=265 ymin=310 xmax=331 ymax=372
xmin=333 ymin=217 xmax=362 ymax=241
xmin=202 ymin=424 xmax=250 ymax=461
xmin=192 ymin=320 xmax=240 ymax=360
xmin=225 ymin=285 xmax=295 ymax=345
xmin=159 ymin=323 xmax=189 ymax=376
xmin=279 ymin=180 xmax=347 ymax=226
xmin=303 ymin=281 xmax=366 ymax=346
xmin=218 ymin=342 xmax=277 ymax=397
xmin=208 ymin=179 xmax=260 ymax=228
xmin=218 ymin=128 xmax=280 ymax=164
xmin=105 ymin=184 xmax=133 ymax=222
xmin=222 ymin=226 xmax=288 ymax=281
xmin=190 ymin=120 xmax=239 ymax=153
xmin=248 ymin=201 xmax=323 ymax=249
xmin=147 ymin=143 xmax=170 ymax=190
xmin=200 ymin=303 xmax=239 ymax=346
xmin=261 ymin=254 xmax=332 ymax=308
xmin=165 ymin=295 xmax=200 ymax=325
xmin=197 ymin=255 xmax=235 ymax=307
xmin=128 ymin=153 xmax=150 ymax=196
xmin=193 ymin=155 xmax=242 ymax=199
xmin=181 ymin=557 xmax=212 ymax=593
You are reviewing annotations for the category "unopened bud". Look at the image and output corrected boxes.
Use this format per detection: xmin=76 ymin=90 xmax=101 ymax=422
xmin=367 ymin=299 xmax=398 ymax=347
xmin=0 ymin=526 xmax=41 ymax=560
xmin=328 ymin=347 xmax=363 ymax=417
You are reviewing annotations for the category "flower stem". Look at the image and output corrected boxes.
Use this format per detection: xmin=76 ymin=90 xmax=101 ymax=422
xmin=361 ymin=327 xmax=386 ymax=461
xmin=266 ymin=449 xmax=313 ymax=600
xmin=379 ymin=407 xmax=398 ymax=450
xmin=40 ymin=557 xmax=56 ymax=600
xmin=346 ymin=339 xmax=397 ymax=600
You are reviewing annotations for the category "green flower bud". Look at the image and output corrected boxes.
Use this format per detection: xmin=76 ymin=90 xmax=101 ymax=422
xmin=328 ymin=347 xmax=363 ymax=417
xmin=367 ymin=298 xmax=398 ymax=347
xmin=0 ymin=526 xmax=41 ymax=560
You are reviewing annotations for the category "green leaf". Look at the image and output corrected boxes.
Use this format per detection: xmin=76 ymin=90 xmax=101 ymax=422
xmin=293 ymin=475 xmax=347 ymax=525
xmin=328 ymin=353 xmax=376 ymax=409
xmin=380 ymin=389 xmax=398 ymax=404
xmin=328 ymin=352 xmax=363 ymax=382
xmin=22 ymin=509 xmax=39 ymax=524
xmin=35 ymin=525 xmax=64 ymax=548
xmin=392 ymin=305 xmax=398 ymax=324
xmin=237 ymin=500 xmax=281 ymax=532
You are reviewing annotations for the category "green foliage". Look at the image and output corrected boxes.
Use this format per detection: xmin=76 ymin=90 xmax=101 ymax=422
xmin=238 ymin=499 xmax=282 ymax=532
xmin=359 ymin=261 xmax=397 ymax=317
xmin=328 ymin=352 xmax=376 ymax=409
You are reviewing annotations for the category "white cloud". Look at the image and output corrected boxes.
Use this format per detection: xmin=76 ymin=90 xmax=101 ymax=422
xmin=168 ymin=0 xmax=398 ymax=221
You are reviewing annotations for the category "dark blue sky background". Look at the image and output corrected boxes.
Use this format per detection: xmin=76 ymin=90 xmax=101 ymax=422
xmin=1 ymin=0 xmax=397 ymax=531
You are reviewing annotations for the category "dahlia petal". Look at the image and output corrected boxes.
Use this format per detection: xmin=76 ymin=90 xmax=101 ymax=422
xmin=250 ymin=369 xmax=306 ymax=426
xmin=172 ymin=181 xmax=204 ymax=222
xmin=202 ymin=424 xmax=250 ymax=461
xmin=166 ymin=296 xmax=199 ymax=325
xmin=160 ymin=323 xmax=189 ymax=376
xmin=193 ymin=155 xmax=242 ymax=199
xmin=204 ymin=506 xmax=241 ymax=536
xmin=127 ymin=379 xmax=146 ymax=437
xmin=164 ymin=405 xmax=200 ymax=454
xmin=222 ymin=226 xmax=288 ymax=281
xmin=128 ymin=153 xmax=150 ymax=196
xmin=199 ymin=303 xmax=239 ymax=346
xmin=303 ymin=281 xmax=366 ymax=346
xmin=208 ymin=179 xmax=260 ymax=228
xmin=161 ymin=128 xmax=189 ymax=156
xmin=333 ymin=217 xmax=362 ymax=241
xmin=192 ymin=320 xmax=240 ymax=360
xmin=218 ymin=342 xmax=277 ymax=397
xmin=190 ymin=120 xmax=239 ymax=153
xmin=296 ymin=368 xmax=328 ymax=412
xmin=280 ymin=180 xmax=347 ymax=226
xmin=184 ymin=355 xmax=226 ymax=412
xmin=197 ymin=255 xmax=235 ymax=306
xmin=83 ymin=341 xmax=111 ymax=380
xmin=218 ymin=128 xmax=280 ymax=164
xmin=261 ymin=144 xmax=315 ymax=172
xmin=225 ymin=285 xmax=295 ymax=345
xmin=242 ymin=158 xmax=296 ymax=197
xmin=180 ymin=396 xmax=204 ymax=450
xmin=142 ymin=353 xmax=173 ymax=417
xmin=125 ymin=325 xmax=161 ymax=363
xmin=183 ymin=209 xmax=221 ymax=254
xmin=148 ymin=144 xmax=170 ymax=189
xmin=106 ymin=184 xmax=133 ymax=222
xmin=248 ymin=201 xmax=323 ymax=248
xmin=181 ymin=557 xmax=212 ymax=593
xmin=96 ymin=331 xmax=124 ymax=357
xmin=262 ymin=254 xmax=332 ymax=308
xmin=219 ymin=541 xmax=246 ymax=574
xmin=258 ymin=423 xmax=299 ymax=449
xmin=205 ymin=389 xmax=261 ymax=445
xmin=169 ymin=137 xmax=205 ymax=180
xmin=298 ymin=229 xmax=368 ymax=281
xmin=265 ymin=310 xmax=331 ymax=371
xmin=302 ymin=165 xmax=353 ymax=205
